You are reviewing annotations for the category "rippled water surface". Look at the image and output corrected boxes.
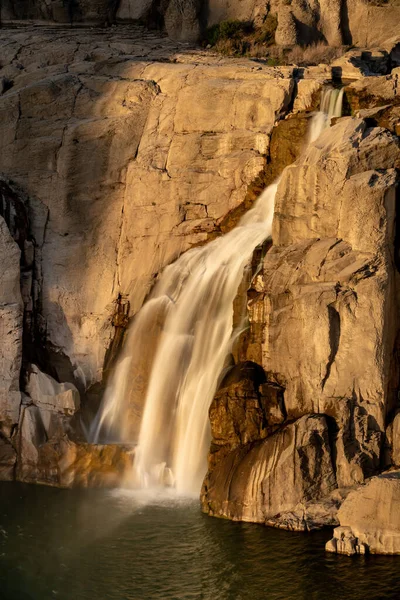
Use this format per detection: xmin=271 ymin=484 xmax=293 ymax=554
xmin=1 ymin=482 xmax=400 ymax=600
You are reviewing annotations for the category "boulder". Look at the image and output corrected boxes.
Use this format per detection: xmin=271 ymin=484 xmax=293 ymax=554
xmin=325 ymin=525 xmax=367 ymax=555
xmin=201 ymin=414 xmax=336 ymax=525
xmin=326 ymin=472 xmax=400 ymax=555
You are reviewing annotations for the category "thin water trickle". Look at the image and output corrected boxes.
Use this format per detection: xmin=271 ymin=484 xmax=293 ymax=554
xmin=90 ymin=86 xmax=344 ymax=495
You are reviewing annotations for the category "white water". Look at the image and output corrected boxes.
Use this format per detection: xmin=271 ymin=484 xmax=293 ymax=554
xmin=90 ymin=86 xmax=343 ymax=495
xmin=309 ymin=86 xmax=344 ymax=144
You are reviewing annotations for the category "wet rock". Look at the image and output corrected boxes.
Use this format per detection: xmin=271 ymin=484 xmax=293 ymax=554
xmin=326 ymin=472 xmax=400 ymax=555
xmin=0 ymin=217 xmax=23 ymax=437
xmin=325 ymin=526 xmax=368 ymax=556
xmin=0 ymin=435 xmax=17 ymax=481
xmin=17 ymin=402 xmax=133 ymax=486
xmin=208 ymin=362 xmax=285 ymax=468
xmin=201 ymin=415 xmax=336 ymax=524
xmin=266 ymin=488 xmax=350 ymax=532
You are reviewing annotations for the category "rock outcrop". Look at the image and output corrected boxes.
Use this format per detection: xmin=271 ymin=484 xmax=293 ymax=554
xmin=326 ymin=472 xmax=400 ymax=554
xmin=4 ymin=1 xmax=400 ymax=46
xmin=201 ymin=115 xmax=400 ymax=531
xmin=0 ymin=216 xmax=23 ymax=437
xmin=3 ymin=0 xmax=118 ymax=24
xmin=202 ymin=414 xmax=337 ymax=527
xmin=0 ymin=25 xmax=298 ymax=485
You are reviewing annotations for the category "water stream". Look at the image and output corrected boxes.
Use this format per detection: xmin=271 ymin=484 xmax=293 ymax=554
xmin=91 ymin=86 xmax=344 ymax=495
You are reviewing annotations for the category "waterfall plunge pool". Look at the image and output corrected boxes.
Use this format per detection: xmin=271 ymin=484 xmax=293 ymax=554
xmin=1 ymin=482 xmax=400 ymax=600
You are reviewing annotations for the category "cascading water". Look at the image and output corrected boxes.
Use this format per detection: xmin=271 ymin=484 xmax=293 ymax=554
xmin=309 ymin=86 xmax=344 ymax=143
xmin=90 ymin=85 xmax=343 ymax=495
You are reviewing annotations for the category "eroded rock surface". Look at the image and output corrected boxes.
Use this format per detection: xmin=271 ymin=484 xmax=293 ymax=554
xmin=1 ymin=22 xmax=400 ymax=541
xmin=326 ymin=472 xmax=400 ymax=554
xmin=0 ymin=26 xmax=293 ymax=393
xmin=202 ymin=414 xmax=336 ymax=525
xmin=202 ymin=115 xmax=400 ymax=531
xmin=0 ymin=25 xmax=301 ymax=486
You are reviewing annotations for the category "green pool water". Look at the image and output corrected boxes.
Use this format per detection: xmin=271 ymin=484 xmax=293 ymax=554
xmin=0 ymin=482 xmax=399 ymax=600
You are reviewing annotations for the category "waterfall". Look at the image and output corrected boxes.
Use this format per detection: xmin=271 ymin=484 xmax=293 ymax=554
xmin=90 ymin=85 xmax=343 ymax=495
xmin=309 ymin=86 xmax=344 ymax=144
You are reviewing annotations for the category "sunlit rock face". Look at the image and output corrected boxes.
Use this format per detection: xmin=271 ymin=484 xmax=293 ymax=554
xmin=202 ymin=414 xmax=336 ymax=525
xmin=4 ymin=0 xmax=400 ymax=46
xmin=0 ymin=27 xmax=300 ymax=485
xmin=326 ymin=472 xmax=400 ymax=555
xmin=116 ymin=0 xmax=400 ymax=46
xmin=0 ymin=217 xmax=22 ymax=436
xmin=0 ymin=27 xmax=293 ymax=393
xmin=0 ymin=22 xmax=400 ymax=545
xmin=202 ymin=117 xmax=400 ymax=529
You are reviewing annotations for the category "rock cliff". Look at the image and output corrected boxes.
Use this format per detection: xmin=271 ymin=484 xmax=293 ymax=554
xmin=201 ymin=114 xmax=400 ymax=533
xmin=3 ymin=1 xmax=400 ymax=48
xmin=0 ymin=24 xmax=302 ymax=486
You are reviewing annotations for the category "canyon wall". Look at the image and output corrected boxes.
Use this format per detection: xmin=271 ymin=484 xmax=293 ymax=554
xmin=1 ymin=20 xmax=400 ymax=554
xmin=0 ymin=25 xmax=300 ymax=484
xmin=3 ymin=1 xmax=400 ymax=48
xmin=201 ymin=111 xmax=400 ymax=530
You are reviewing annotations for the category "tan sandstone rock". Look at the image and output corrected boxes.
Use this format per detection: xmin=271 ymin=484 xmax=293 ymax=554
xmin=258 ymin=119 xmax=400 ymax=487
xmin=326 ymin=472 xmax=400 ymax=555
xmin=0 ymin=27 xmax=293 ymax=395
xmin=202 ymin=414 xmax=336 ymax=524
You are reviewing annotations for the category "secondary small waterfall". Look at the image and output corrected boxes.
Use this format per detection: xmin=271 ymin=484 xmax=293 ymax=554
xmin=90 ymin=85 xmax=343 ymax=495
xmin=309 ymin=86 xmax=344 ymax=143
